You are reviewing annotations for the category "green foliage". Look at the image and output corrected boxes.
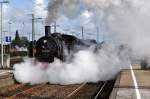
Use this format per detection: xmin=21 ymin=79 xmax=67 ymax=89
xmin=20 ymin=36 xmax=29 ymax=47
xmin=11 ymin=30 xmax=29 ymax=47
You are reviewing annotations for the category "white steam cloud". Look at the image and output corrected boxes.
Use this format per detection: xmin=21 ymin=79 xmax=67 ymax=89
xmin=34 ymin=0 xmax=47 ymax=17
xmin=14 ymin=44 xmax=129 ymax=85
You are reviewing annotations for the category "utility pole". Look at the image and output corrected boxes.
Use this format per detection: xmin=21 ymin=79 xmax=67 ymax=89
xmin=29 ymin=14 xmax=42 ymax=41
xmin=102 ymin=31 xmax=104 ymax=42
xmin=28 ymin=33 xmax=31 ymax=41
xmin=3 ymin=31 xmax=7 ymax=54
xmin=51 ymin=22 xmax=59 ymax=33
xmin=8 ymin=21 xmax=12 ymax=52
xmin=0 ymin=1 xmax=9 ymax=68
xmin=96 ymin=26 xmax=99 ymax=43
xmin=28 ymin=14 xmax=42 ymax=57
xmin=1 ymin=3 xmax=3 ymax=68
xmin=31 ymin=14 xmax=35 ymax=42
xmin=54 ymin=22 xmax=56 ymax=33
xmin=82 ymin=26 xmax=84 ymax=39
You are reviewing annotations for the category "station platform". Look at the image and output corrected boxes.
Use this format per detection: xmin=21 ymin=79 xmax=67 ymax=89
xmin=0 ymin=70 xmax=14 ymax=88
xmin=109 ymin=64 xmax=150 ymax=99
xmin=0 ymin=70 xmax=13 ymax=74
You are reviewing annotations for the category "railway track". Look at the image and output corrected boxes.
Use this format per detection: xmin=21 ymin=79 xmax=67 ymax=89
xmin=93 ymin=81 xmax=115 ymax=99
xmin=0 ymin=84 xmax=35 ymax=98
xmin=0 ymin=81 xmax=114 ymax=99
xmin=7 ymin=83 xmax=87 ymax=99
xmin=94 ymin=82 xmax=108 ymax=99
xmin=0 ymin=70 xmax=115 ymax=99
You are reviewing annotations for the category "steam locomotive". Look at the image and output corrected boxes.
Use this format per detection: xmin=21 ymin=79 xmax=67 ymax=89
xmin=28 ymin=26 xmax=97 ymax=63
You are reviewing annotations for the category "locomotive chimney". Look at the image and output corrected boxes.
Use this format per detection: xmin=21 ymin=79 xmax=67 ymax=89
xmin=45 ymin=26 xmax=51 ymax=37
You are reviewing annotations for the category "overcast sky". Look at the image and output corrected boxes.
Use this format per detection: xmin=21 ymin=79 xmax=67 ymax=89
xmin=1 ymin=0 xmax=103 ymax=42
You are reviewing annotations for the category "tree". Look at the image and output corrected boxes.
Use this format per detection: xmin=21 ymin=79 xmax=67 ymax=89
xmin=20 ymin=36 xmax=29 ymax=47
xmin=11 ymin=30 xmax=21 ymax=47
xmin=11 ymin=30 xmax=29 ymax=47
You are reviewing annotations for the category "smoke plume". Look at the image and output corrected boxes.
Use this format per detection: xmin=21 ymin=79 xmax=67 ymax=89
xmin=46 ymin=0 xmax=150 ymax=64
xmin=14 ymin=0 xmax=150 ymax=84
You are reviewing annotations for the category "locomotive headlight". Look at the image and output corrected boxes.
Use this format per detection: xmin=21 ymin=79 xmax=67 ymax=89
xmin=44 ymin=40 xmax=47 ymax=43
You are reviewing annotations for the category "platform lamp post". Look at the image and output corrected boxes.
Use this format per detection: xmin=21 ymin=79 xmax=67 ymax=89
xmin=3 ymin=30 xmax=8 ymax=54
xmin=8 ymin=21 xmax=12 ymax=53
xmin=0 ymin=1 xmax=9 ymax=68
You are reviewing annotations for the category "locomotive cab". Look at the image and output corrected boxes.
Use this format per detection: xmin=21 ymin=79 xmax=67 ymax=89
xmin=61 ymin=34 xmax=78 ymax=53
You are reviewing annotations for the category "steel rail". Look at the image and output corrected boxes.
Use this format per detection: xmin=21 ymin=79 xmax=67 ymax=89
xmin=94 ymin=81 xmax=108 ymax=99
xmin=65 ymin=83 xmax=87 ymax=98
xmin=7 ymin=84 xmax=44 ymax=99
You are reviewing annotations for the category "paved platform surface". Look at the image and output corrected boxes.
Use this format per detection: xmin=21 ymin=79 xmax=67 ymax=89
xmin=110 ymin=64 xmax=150 ymax=99
xmin=132 ymin=64 xmax=141 ymax=69
xmin=0 ymin=70 xmax=13 ymax=74
xmin=119 ymin=70 xmax=150 ymax=88
xmin=0 ymin=70 xmax=14 ymax=88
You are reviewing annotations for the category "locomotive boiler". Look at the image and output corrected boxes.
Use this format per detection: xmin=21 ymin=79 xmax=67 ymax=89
xmin=28 ymin=26 xmax=97 ymax=63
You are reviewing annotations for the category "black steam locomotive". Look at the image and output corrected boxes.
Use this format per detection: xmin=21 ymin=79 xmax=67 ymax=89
xmin=28 ymin=26 xmax=97 ymax=63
